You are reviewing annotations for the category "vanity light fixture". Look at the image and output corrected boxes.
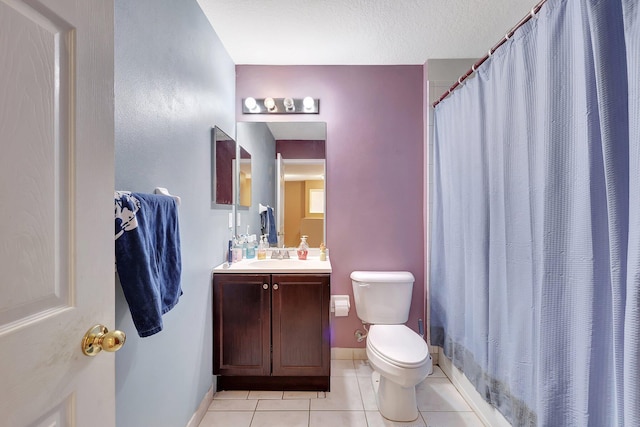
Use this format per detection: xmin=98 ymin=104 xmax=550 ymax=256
xmin=241 ymin=97 xmax=319 ymax=114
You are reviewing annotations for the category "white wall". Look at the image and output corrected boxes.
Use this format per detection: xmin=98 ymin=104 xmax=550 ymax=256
xmin=114 ymin=0 xmax=235 ymax=425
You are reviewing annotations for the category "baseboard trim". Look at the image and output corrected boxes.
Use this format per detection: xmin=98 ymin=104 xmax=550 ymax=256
xmin=438 ymin=348 xmax=511 ymax=427
xmin=185 ymin=385 xmax=213 ymax=427
xmin=331 ymin=347 xmax=367 ymax=360
xmin=331 ymin=347 xmax=438 ymax=363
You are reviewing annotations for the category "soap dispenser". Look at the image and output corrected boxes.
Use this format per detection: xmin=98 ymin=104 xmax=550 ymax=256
xmin=297 ymin=235 xmax=309 ymax=260
xmin=257 ymin=235 xmax=267 ymax=260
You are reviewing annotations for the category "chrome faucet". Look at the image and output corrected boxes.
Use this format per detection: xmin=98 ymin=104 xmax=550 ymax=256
xmin=270 ymin=248 xmax=290 ymax=260
xmin=270 ymin=249 xmax=283 ymax=259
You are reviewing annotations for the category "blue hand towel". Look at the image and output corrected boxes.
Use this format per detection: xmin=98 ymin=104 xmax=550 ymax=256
xmin=267 ymin=206 xmax=277 ymax=245
xmin=260 ymin=206 xmax=278 ymax=245
xmin=114 ymin=191 xmax=182 ymax=337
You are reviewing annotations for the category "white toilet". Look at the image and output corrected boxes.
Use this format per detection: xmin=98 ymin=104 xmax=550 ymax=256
xmin=351 ymin=271 xmax=432 ymax=422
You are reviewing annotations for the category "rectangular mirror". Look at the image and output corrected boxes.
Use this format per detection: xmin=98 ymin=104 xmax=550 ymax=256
xmin=236 ymin=122 xmax=326 ymax=247
xmin=211 ymin=126 xmax=236 ymax=208
xmin=238 ymin=145 xmax=251 ymax=208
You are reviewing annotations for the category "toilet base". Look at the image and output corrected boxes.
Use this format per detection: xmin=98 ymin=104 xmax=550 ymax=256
xmin=371 ymin=371 xmax=419 ymax=422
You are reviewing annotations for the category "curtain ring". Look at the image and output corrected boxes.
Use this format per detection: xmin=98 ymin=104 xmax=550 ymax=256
xmin=488 ymin=49 xmax=493 ymax=57
xmin=458 ymin=77 xmax=464 ymax=85
xmin=472 ymin=64 xmax=477 ymax=72
xmin=531 ymin=7 xmax=537 ymax=18
xmin=505 ymin=32 xmax=511 ymax=41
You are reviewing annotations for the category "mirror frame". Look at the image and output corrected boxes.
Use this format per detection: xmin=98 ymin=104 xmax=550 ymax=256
xmin=211 ymin=126 xmax=236 ymax=209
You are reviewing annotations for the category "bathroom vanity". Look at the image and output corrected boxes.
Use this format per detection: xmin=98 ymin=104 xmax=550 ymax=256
xmin=212 ymin=256 xmax=331 ymax=391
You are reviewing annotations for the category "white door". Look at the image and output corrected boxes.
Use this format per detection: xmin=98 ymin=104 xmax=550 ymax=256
xmin=0 ymin=0 xmax=116 ymax=425
xmin=276 ymin=153 xmax=286 ymax=247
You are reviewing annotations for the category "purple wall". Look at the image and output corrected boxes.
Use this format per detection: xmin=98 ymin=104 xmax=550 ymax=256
xmin=237 ymin=65 xmax=425 ymax=348
xmin=276 ymin=140 xmax=326 ymax=159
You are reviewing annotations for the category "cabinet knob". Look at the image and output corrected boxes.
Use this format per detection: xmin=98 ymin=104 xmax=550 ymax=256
xmin=273 ymin=284 xmax=279 ymax=290
xmin=263 ymin=284 xmax=269 ymax=290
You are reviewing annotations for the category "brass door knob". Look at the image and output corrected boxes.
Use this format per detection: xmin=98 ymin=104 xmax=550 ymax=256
xmin=81 ymin=324 xmax=126 ymax=356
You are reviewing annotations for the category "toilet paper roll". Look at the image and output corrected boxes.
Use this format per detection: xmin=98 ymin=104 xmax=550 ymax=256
xmin=334 ymin=300 xmax=349 ymax=317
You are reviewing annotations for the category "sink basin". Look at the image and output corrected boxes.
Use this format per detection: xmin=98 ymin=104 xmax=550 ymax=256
xmin=214 ymin=255 xmax=332 ymax=273
xmin=247 ymin=259 xmax=303 ymax=268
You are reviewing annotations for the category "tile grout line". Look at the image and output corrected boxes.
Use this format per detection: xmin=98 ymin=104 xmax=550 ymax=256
xmin=206 ymin=359 xmax=484 ymax=426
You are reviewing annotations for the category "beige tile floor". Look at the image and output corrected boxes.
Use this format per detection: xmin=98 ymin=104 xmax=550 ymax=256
xmin=199 ymin=361 xmax=485 ymax=427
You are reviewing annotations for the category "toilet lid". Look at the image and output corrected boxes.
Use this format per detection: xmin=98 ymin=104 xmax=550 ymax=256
xmin=368 ymin=325 xmax=429 ymax=368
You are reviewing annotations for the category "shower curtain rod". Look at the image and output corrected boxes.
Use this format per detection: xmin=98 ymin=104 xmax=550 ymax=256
xmin=432 ymin=0 xmax=548 ymax=108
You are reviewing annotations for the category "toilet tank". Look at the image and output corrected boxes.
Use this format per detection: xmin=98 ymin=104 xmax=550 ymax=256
xmin=350 ymin=271 xmax=415 ymax=324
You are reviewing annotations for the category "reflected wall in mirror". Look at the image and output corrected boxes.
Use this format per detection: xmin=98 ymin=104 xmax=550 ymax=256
xmin=236 ymin=122 xmax=326 ymax=248
xmin=211 ymin=126 xmax=236 ymax=207
xmin=238 ymin=146 xmax=251 ymax=208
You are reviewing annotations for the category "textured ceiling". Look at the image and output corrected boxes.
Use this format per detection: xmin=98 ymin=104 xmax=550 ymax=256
xmin=197 ymin=0 xmax=540 ymax=65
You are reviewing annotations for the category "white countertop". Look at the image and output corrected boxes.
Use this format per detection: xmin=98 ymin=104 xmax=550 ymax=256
xmin=213 ymin=255 xmax=332 ymax=274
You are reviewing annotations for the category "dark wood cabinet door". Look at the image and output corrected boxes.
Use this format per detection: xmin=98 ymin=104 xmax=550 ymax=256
xmin=213 ymin=274 xmax=271 ymax=376
xmin=271 ymin=274 xmax=330 ymax=376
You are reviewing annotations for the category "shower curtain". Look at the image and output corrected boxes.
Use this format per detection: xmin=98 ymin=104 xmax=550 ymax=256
xmin=430 ymin=0 xmax=639 ymax=426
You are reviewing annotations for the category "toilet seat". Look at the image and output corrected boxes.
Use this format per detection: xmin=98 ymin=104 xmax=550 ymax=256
xmin=367 ymin=325 xmax=429 ymax=368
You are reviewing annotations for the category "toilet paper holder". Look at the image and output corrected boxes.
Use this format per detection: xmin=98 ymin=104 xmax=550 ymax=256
xmin=330 ymin=295 xmax=350 ymax=316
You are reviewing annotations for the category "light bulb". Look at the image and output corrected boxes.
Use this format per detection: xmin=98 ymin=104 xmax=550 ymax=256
xmin=283 ymin=98 xmax=295 ymax=111
xmin=244 ymin=97 xmax=257 ymax=111
xmin=303 ymin=96 xmax=315 ymax=110
xmin=264 ymin=97 xmax=276 ymax=111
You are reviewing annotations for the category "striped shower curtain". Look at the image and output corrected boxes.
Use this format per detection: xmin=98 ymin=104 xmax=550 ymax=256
xmin=430 ymin=0 xmax=639 ymax=425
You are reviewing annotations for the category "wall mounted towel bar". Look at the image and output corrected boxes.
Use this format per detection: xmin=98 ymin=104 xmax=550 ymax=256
xmin=154 ymin=187 xmax=181 ymax=206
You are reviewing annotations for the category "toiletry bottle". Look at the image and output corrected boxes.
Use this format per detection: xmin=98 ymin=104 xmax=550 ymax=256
xmin=257 ymin=235 xmax=267 ymax=260
xmin=319 ymin=242 xmax=327 ymax=261
xmin=242 ymin=227 xmax=250 ymax=258
xmin=297 ymin=235 xmax=309 ymax=260
xmin=231 ymin=237 xmax=237 ymax=263
xmin=246 ymin=235 xmax=256 ymax=259
xmin=233 ymin=237 xmax=243 ymax=262
xmin=241 ymin=235 xmax=248 ymax=259
xmin=227 ymin=227 xmax=234 ymax=264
